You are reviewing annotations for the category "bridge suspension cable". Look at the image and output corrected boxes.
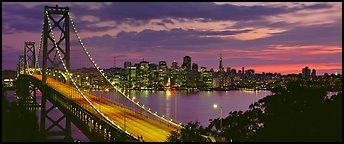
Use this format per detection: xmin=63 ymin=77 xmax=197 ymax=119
xmin=44 ymin=10 xmax=136 ymax=138
xmin=36 ymin=22 xmax=44 ymax=71
xmin=68 ymin=10 xmax=184 ymax=129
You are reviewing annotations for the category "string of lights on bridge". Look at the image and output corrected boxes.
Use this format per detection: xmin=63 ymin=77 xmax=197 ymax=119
xmin=36 ymin=22 xmax=44 ymax=70
xmin=68 ymin=10 xmax=183 ymax=129
xmin=42 ymin=9 xmax=183 ymax=137
xmin=44 ymin=10 xmax=138 ymax=137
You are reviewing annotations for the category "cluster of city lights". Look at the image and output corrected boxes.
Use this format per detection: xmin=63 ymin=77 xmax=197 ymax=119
xmin=68 ymin=11 xmax=184 ymax=129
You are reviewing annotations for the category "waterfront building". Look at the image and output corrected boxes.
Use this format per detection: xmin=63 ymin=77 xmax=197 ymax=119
xmin=158 ymin=61 xmax=168 ymax=86
xmin=181 ymin=56 xmax=191 ymax=87
xmin=140 ymin=60 xmax=149 ymax=88
xmin=171 ymin=60 xmax=181 ymax=88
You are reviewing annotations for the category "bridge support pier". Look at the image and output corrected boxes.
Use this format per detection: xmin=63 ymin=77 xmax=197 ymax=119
xmin=40 ymin=88 xmax=73 ymax=141
xmin=15 ymin=76 xmax=38 ymax=108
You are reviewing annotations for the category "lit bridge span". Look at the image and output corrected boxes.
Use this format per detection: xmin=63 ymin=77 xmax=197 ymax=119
xmin=14 ymin=5 xmax=182 ymax=142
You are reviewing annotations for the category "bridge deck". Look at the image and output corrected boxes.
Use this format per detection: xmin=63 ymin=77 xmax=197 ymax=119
xmin=32 ymin=74 xmax=179 ymax=142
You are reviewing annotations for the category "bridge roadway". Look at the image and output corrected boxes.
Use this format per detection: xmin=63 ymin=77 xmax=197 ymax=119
xmin=32 ymin=74 xmax=179 ymax=142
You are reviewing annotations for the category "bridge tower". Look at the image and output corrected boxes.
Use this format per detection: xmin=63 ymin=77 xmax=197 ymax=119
xmin=24 ymin=41 xmax=36 ymax=74
xmin=17 ymin=55 xmax=25 ymax=77
xmin=42 ymin=5 xmax=70 ymax=85
xmin=40 ymin=5 xmax=72 ymax=141
xmin=15 ymin=53 xmax=39 ymax=109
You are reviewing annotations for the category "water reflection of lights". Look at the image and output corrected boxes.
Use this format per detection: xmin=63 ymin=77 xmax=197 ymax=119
xmin=165 ymin=90 xmax=171 ymax=97
xmin=205 ymin=91 xmax=212 ymax=96
xmin=240 ymin=88 xmax=256 ymax=93
xmin=164 ymin=90 xmax=171 ymax=121
xmin=143 ymin=90 xmax=149 ymax=97
xmin=242 ymin=90 xmax=255 ymax=93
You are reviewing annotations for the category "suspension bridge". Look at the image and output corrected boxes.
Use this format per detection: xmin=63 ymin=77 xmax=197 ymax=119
xmin=14 ymin=5 xmax=183 ymax=142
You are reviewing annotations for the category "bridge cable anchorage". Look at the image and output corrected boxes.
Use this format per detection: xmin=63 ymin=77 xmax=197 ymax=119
xmin=68 ymin=10 xmax=184 ymax=129
xmin=45 ymin=10 xmax=136 ymax=138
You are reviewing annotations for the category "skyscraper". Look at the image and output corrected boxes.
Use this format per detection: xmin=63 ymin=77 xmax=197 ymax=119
xmin=226 ymin=67 xmax=231 ymax=74
xmin=158 ymin=61 xmax=168 ymax=86
xmin=218 ymin=53 xmax=224 ymax=88
xmin=302 ymin=66 xmax=311 ymax=78
xmin=231 ymin=69 xmax=236 ymax=77
xmin=171 ymin=60 xmax=181 ymax=87
xmin=219 ymin=53 xmax=224 ymax=73
xmin=149 ymin=63 xmax=158 ymax=87
xmin=311 ymin=69 xmax=316 ymax=77
xmin=182 ymin=56 xmax=191 ymax=71
xmin=181 ymin=56 xmax=191 ymax=87
xmin=242 ymin=67 xmax=245 ymax=76
xmin=192 ymin=63 xmax=198 ymax=72
xmin=139 ymin=60 xmax=149 ymax=88
xmin=172 ymin=60 xmax=178 ymax=68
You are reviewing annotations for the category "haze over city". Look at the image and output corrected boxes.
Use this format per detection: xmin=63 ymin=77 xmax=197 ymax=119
xmin=2 ymin=2 xmax=342 ymax=75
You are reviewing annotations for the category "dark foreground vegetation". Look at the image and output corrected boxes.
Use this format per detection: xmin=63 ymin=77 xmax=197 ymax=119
xmin=167 ymin=79 xmax=342 ymax=142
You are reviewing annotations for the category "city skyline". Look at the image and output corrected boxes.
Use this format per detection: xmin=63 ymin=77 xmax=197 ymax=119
xmin=2 ymin=2 xmax=342 ymax=75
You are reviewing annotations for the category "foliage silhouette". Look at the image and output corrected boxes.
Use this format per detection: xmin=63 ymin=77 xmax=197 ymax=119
xmin=167 ymin=79 xmax=342 ymax=142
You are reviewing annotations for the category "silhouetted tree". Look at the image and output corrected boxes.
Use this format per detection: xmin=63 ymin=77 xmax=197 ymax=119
xmin=253 ymin=80 xmax=341 ymax=141
xmin=167 ymin=79 xmax=342 ymax=142
xmin=166 ymin=121 xmax=206 ymax=142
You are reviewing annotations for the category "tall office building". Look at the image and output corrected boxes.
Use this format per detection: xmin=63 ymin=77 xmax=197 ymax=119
xmin=191 ymin=63 xmax=199 ymax=87
xmin=172 ymin=60 xmax=178 ymax=68
xmin=149 ymin=63 xmax=158 ymax=87
xmin=302 ymin=66 xmax=311 ymax=78
xmin=218 ymin=53 xmax=224 ymax=88
xmin=231 ymin=69 xmax=236 ymax=77
xmin=158 ymin=61 xmax=168 ymax=86
xmin=311 ymin=69 xmax=316 ymax=77
xmin=192 ymin=63 xmax=198 ymax=72
xmin=227 ymin=67 xmax=231 ymax=75
xmin=242 ymin=67 xmax=245 ymax=76
xmin=203 ymin=70 xmax=214 ymax=88
xmin=129 ymin=66 xmax=136 ymax=88
xmin=246 ymin=69 xmax=255 ymax=76
xmin=182 ymin=56 xmax=191 ymax=71
xmin=219 ymin=53 xmax=224 ymax=73
xmin=123 ymin=61 xmax=132 ymax=88
xmin=181 ymin=56 xmax=192 ymax=87
xmin=139 ymin=60 xmax=149 ymax=88
xmin=171 ymin=60 xmax=181 ymax=87
xmin=201 ymin=67 xmax=206 ymax=74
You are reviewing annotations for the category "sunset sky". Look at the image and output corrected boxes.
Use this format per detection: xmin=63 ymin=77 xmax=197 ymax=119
xmin=2 ymin=2 xmax=342 ymax=75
